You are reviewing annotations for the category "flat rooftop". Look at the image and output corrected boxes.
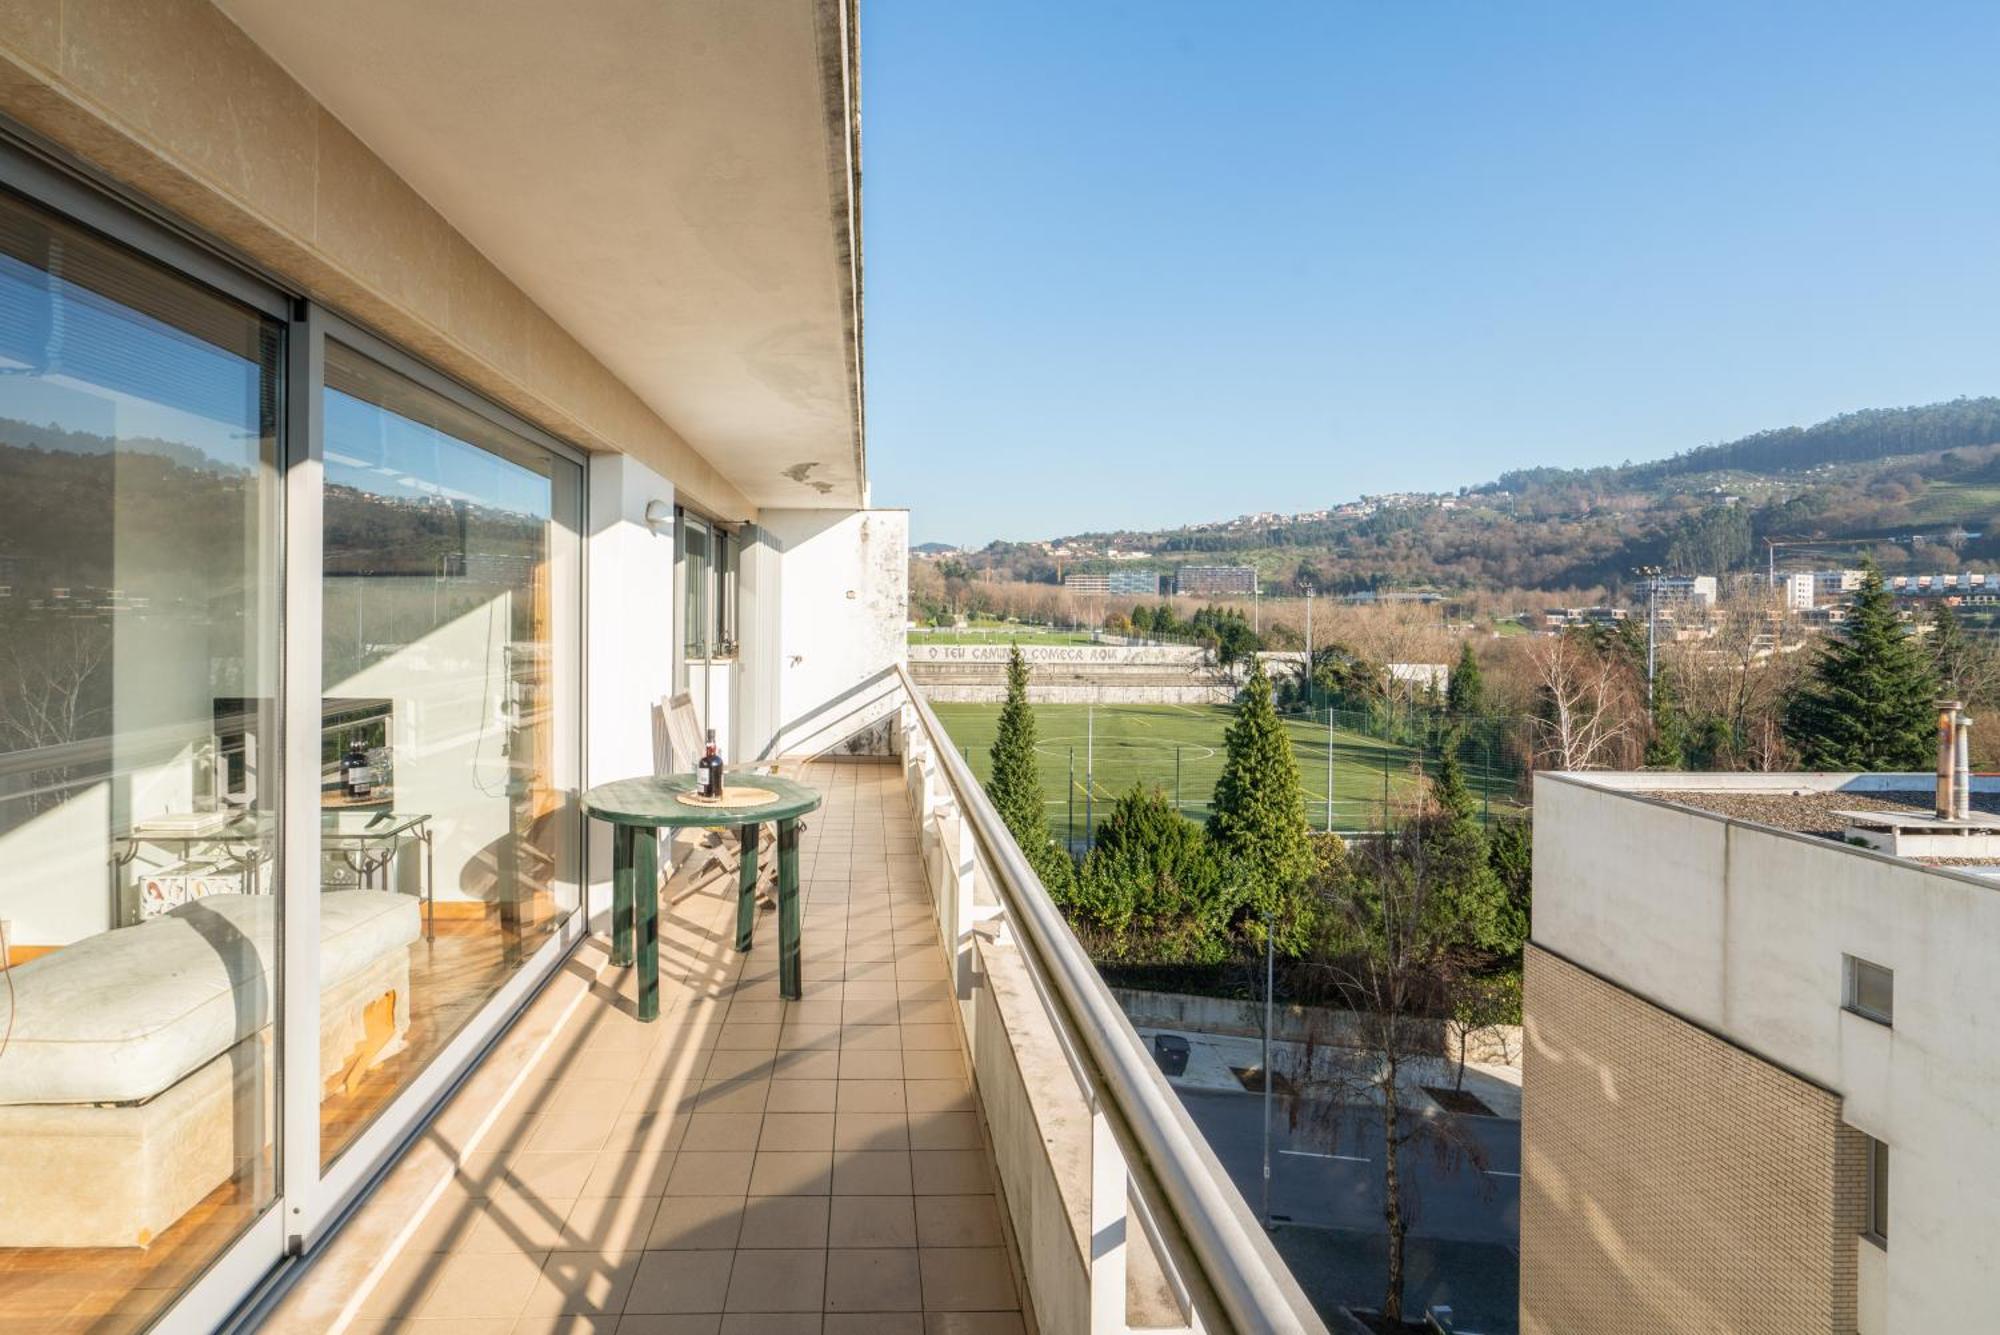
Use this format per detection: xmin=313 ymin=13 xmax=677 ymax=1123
xmin=1636 ymin=786 xmax=2000 ymax=839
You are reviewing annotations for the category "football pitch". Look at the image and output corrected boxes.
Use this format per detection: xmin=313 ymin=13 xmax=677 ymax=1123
xmin=927 ymin=701 xmax=1521 ymax=839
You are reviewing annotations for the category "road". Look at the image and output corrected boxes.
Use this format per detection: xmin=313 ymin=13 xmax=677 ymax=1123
xmin=1176 ymin=1086 xmax=1520 ymax=1333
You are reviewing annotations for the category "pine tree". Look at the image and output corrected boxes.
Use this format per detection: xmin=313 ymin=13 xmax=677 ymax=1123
xmin=1208 ymin=660 xmax=1314 ymax=941
xmin=1930 ymin=599 xmax=1973 ymax=699
xmin=987 ymin=644 xmax=1059 ymax=873
xmin=1784 ymin=562 xmax=1938 ymax=770
xmin=1644 ymin=670 xmax=1687 ymax=769
xmin=1430 ymin=749 xmax=1477 ymax=823
xmin=1445 ymin=641 xmax=1484 ymax=719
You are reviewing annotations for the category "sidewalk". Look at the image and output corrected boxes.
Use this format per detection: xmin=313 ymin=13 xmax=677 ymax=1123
xmin=1132 ymin=1025 xmax=1523 ymax=1121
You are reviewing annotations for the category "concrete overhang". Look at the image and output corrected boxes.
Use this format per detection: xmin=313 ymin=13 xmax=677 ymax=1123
xmin=215 ymin=0 xmax=865 ymax=511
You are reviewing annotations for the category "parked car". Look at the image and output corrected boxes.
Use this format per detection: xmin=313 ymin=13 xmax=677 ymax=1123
xmin=1152 ymin=1032 xmax=1190 ymax=1077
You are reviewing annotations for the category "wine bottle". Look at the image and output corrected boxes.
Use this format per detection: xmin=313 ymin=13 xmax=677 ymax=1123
xmin=700 ymin=729 xmax=723 ymax=798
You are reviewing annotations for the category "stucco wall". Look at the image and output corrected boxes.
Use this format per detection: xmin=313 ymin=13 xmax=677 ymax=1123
xmin=1533 ymin=773 xmax=2000 ymax=1331
xmin=759 ymin=508 xmax=908 ymax=759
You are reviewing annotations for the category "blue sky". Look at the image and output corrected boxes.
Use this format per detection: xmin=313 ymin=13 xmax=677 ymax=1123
xmin=861 ymin=2 xmax=2000 ymax=547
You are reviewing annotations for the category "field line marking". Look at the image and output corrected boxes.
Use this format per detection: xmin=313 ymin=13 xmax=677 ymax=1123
xmin=1280 ymin=1149 xmax=1370 ymax=1163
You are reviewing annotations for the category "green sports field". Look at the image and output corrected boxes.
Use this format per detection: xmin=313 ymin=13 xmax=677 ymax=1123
xmin=928 ymin=701 xmax=1522 ymax=843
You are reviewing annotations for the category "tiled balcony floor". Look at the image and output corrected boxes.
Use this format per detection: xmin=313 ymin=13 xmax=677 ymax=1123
xmin=270 ymin=761 xmax=1026 ymax=1335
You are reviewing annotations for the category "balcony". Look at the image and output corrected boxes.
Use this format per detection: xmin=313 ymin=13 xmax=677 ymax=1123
xmin=260 ymin=673 xmax=1320 ymax=1333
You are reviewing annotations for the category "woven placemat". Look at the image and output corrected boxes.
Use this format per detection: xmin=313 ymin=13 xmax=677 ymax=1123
xmin=675 ymin=785 xmax=781 ymax=810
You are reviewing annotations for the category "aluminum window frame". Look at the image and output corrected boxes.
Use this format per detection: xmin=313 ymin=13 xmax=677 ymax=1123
xmin=1864 ymin=1134 xmax=1890 ymax=1248
xmin=1843 ymin=953 xmax=1894 ymax=1027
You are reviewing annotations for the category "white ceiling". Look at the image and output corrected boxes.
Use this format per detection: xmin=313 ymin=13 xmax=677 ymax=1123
xmin=217 ymin=0 xmax=864 ymax=510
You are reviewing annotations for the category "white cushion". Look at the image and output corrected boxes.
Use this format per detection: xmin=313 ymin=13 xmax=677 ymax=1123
xmin=0 ymin=891 xmax=419 ymax=1107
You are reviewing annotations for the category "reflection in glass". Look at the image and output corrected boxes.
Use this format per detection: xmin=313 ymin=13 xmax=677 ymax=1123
xmin=318 ymin=341 xmax=581 ymax=1166
xmin=0 ymin=189 xmax=281 ymax=1329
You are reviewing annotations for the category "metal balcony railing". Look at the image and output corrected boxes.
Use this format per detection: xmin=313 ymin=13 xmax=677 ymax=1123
xmin=891 ymin=663 xmax=1327 ymax=1335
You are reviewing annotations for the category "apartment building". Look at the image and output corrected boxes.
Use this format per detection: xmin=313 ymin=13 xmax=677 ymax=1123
xmin=0 ymin=5 xmax=1316 ymax=1333
xmin=1524 ymin=766 xmax=2000 ymax=1334
xmin=1064 ymin=567 xmax=1163 ymax=596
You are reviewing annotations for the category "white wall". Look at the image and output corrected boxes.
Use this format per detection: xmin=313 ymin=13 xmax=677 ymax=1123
xmin=755 ymin=508 xmax=908 ymax=759
xmin=1535 ymin=773 xmax=2000 ymax=1332
xmin=584 ymin=453 xmax=677 ymax=919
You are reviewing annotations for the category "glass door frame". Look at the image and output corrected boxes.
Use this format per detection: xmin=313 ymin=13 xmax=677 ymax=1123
xmin=289 ymin=309 xmax=590 ymax=1249
xmin=0 ymin=127 xmax=593 ymax=1332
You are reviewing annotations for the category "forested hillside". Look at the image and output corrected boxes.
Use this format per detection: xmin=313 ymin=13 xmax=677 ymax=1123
xmin=960 ymin=398 xmax=2000 ymax=595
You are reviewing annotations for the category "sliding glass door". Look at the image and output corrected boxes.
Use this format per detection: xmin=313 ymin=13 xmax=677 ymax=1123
xmin=0 ymin=152 xmax=587 ymax=1330
xmin=316 ymin=337 xmax=583 ymax=1168
xmin=0 ymin=184 xmax=285 ymax=1333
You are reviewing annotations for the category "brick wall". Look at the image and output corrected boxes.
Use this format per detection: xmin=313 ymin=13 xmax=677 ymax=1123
xmin=1521 ymin=945 xmax=1858 ymax=1335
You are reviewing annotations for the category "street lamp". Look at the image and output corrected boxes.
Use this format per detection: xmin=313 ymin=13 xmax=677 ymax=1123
xmin=1635 ymin=565 xmax=1661 ymax=706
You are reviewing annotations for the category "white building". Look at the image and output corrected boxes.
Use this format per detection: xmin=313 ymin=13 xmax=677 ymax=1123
xmin=1776 ymin=570 xmax=1816 ymax=611
xmin=1525 ymin=768 xmax=2000 ymax=1334
xmin=1652 ymin=573 xmax=1718 ymax=607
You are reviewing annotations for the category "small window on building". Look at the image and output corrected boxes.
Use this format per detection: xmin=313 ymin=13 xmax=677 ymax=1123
xmin=1865 ymin=1135 xmax=1889 ymax=1247
xmin=1844 ymin=955 xmax=1893 ymax=1025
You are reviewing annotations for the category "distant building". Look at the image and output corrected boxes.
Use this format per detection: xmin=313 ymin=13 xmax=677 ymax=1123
xmin=1174 ymin=565 xmax=1257 ymax=597
xmin=1886 ymin=572 xmax=2000 ymax=601
xmin=1651 ymin=574 xmax=1717 ymax=608
xmin=1064 ymin=568 xmax=1162 ymax=597
xmin=1775 ymin=571 xmax=1816 ymax=611
xmin=1387 ymin=662 xmax=1449 ymax=695
xmin=1813 ymin=569 xmax=1866 ymax=600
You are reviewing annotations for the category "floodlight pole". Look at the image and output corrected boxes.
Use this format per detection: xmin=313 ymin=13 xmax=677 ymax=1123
xmin=1085 ymin=696 xmax=1095 ymax=853
xmin=1303 ymin=582 xmax=1316 ymax=711
xmin=1261 ymin=913 xmax=1275 ymax=1227
xmin=1325 ymin=705 xmax=1335 ymax=833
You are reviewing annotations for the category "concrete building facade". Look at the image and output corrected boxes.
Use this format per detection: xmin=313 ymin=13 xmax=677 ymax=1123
xmin=1525 ymin=770 xmax=2000 ymax=1335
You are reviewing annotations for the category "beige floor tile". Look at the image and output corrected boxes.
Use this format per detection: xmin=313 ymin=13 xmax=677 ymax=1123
xmin=903 ymin=1081 xmax=972 ymax=1114
xmin=763 ymin=1080 xmax=837 ymax=1113
xmin=768 ymin=1048 xmax=842 ymax=1081
xmin=541 ymin=1079 xmax=639 ymax=1118
xmin=665 ymin=1152 xmax=755 ymax=1197
xmin=777 ymin=1022 xmax=841 ymax=1052
xmin=715 ymin=1022 xmax=782 ymax=1052
xmin=464 ymin=1195 xmax=579 ymax=1252
xmin=694 ymin=1078 xmax=771 ymax=1114
xmin=827 ymin=1197 xmax=916 ymax=1249
xmin=582 ymin=1149 xmax=679 ymax=1198
xmin=920 ymin=1315 xmax=1026 ymax=1334
xmin=703 ymin=1048 xmax=782 ymax=1084
xmin=747 ymin=1150 xmax=833 ymax=1196
xmin=612 ymin=1317 xmax=721 ymax=1334
xmin=912 ymin=1197 xmax=1003 ymax=1249
xmin=906 ymin=1112 xmax=983 ymax=1151
xmin=910 ymin=1152 xmax=991 ymax=1195
xmin=823 ymin=1248 xmax=921 ymax=1313
xmin=839 ymin=1025 xmax=900 ymax=1053
xmin=625 ymin=1250 xmax=735 ymax=1314
xmin=898 ymin=1025 xmax=957 ymax=1051
xmin=418 ymin=1248 xmax=551 ymax=1320
xmin=831 ymin=1151 xmax=913 ymax=1197
xmin=718 ymin=1314 xmax=820 ymax=1334
xmin=833 ymin=1112 xmax=908 ymax=1153
xmin=563 ymin=1194 xmax=664 ymax=1252
xmin=681 ymin=1113 xmax=765 ymax=1152
xmin=835 ymin=1081 xmax=906 ymax=1114
xmin=898 ymin=1050 xmax=963 ymax=1082
xmin=522 ymin=1250 xmax=642 ymax=1316
xmin=918 ymin=1249 xmax=1016 ymax=1312
xmin=355 ymin=1249 xmax=446 ymax=1320
xmin=527 ymin=1112 xmax=622 ymax=1153
xmin=837 ymin=1050 xmax=904 ymax=1082
xmin=513 ymin=1314 xmax=621 ymax=1333
xmin=823 ymin=1316 xmax=922 ymax=1335
xmin=722 ymin=1247 xmax=824 ymax=1312
xmin=736 ymin=1195 xmax=830 ymax=1249
xmin=646 ymin=1196 xmax=746 ymax=1250
xmin=758 ymin=1112 xmax=835 ymax=1151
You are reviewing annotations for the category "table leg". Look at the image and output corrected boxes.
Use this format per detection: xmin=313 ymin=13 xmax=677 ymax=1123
xmin=777 ymin=816 xmax=802 ymax=1000
xmin=736 ymin=823 xmax=759 ymax=953
xmin=635 ymin=826 xmax=660 ymax=1022
xmin=611 ymin=823 xmax=635 ymax=967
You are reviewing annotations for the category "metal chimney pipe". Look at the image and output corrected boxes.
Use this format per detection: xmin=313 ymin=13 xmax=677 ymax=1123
xmin=1956 ymin=707 xmax=1973 ymax=822
xmin=1938 ymin=702 xmax=1959 ymax=820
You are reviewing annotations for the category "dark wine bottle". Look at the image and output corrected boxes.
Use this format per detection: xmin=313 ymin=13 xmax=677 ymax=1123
xmin=700 ymin=729 xmax=724 ymax=798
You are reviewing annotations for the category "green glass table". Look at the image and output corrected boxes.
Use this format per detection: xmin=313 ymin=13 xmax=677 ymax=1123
xmin=581 ymin=773 xmax=822 ymax=1019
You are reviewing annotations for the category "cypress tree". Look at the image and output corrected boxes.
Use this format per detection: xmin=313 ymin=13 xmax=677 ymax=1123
xmin=1784 ymin=562 xmax=1938 ymax=770
xmin=1445 ymin=641 xmax=1484 ymax=718
xmin=1644 ymin=670 xmax=1688 ymax=769
xmin=987 ymin=644 xmax=1058 ymax=871
xmin=1208 ymin=660 xmax=1314 ymax=936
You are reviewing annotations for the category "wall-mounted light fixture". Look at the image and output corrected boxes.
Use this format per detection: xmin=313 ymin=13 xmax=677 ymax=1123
xmin=643 ymin=500 xmax=672 ymax=532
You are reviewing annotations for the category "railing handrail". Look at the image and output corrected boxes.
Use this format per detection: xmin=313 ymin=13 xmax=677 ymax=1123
xmin=893 ymin=662 xmax=1327 ymax=1334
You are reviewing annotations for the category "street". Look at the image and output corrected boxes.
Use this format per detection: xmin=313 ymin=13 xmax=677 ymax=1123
xmin=1176 ymin=1086 xmax=1521 ymax=1332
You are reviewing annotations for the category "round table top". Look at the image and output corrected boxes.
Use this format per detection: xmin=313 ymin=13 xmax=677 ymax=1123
xmin=582 ymin=772 xmax=822 ymax=827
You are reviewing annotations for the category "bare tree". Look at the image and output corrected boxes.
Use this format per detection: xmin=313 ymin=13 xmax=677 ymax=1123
xmin=0 ymin=617 xmax=113 ymax=819
xmin=1285 ymin=814 xmax=1491 ymax=1327
xmin=1528 ymin=631 xmax=1639 ymax=770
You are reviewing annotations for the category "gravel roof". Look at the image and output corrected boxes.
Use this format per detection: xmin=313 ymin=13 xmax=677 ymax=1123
xmin=1637 ymin=788 xmax=2000 ymax=839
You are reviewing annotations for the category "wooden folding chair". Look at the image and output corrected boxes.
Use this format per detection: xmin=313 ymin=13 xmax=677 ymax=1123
xmin=652 ymin=692 xmax=775 ymax=903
